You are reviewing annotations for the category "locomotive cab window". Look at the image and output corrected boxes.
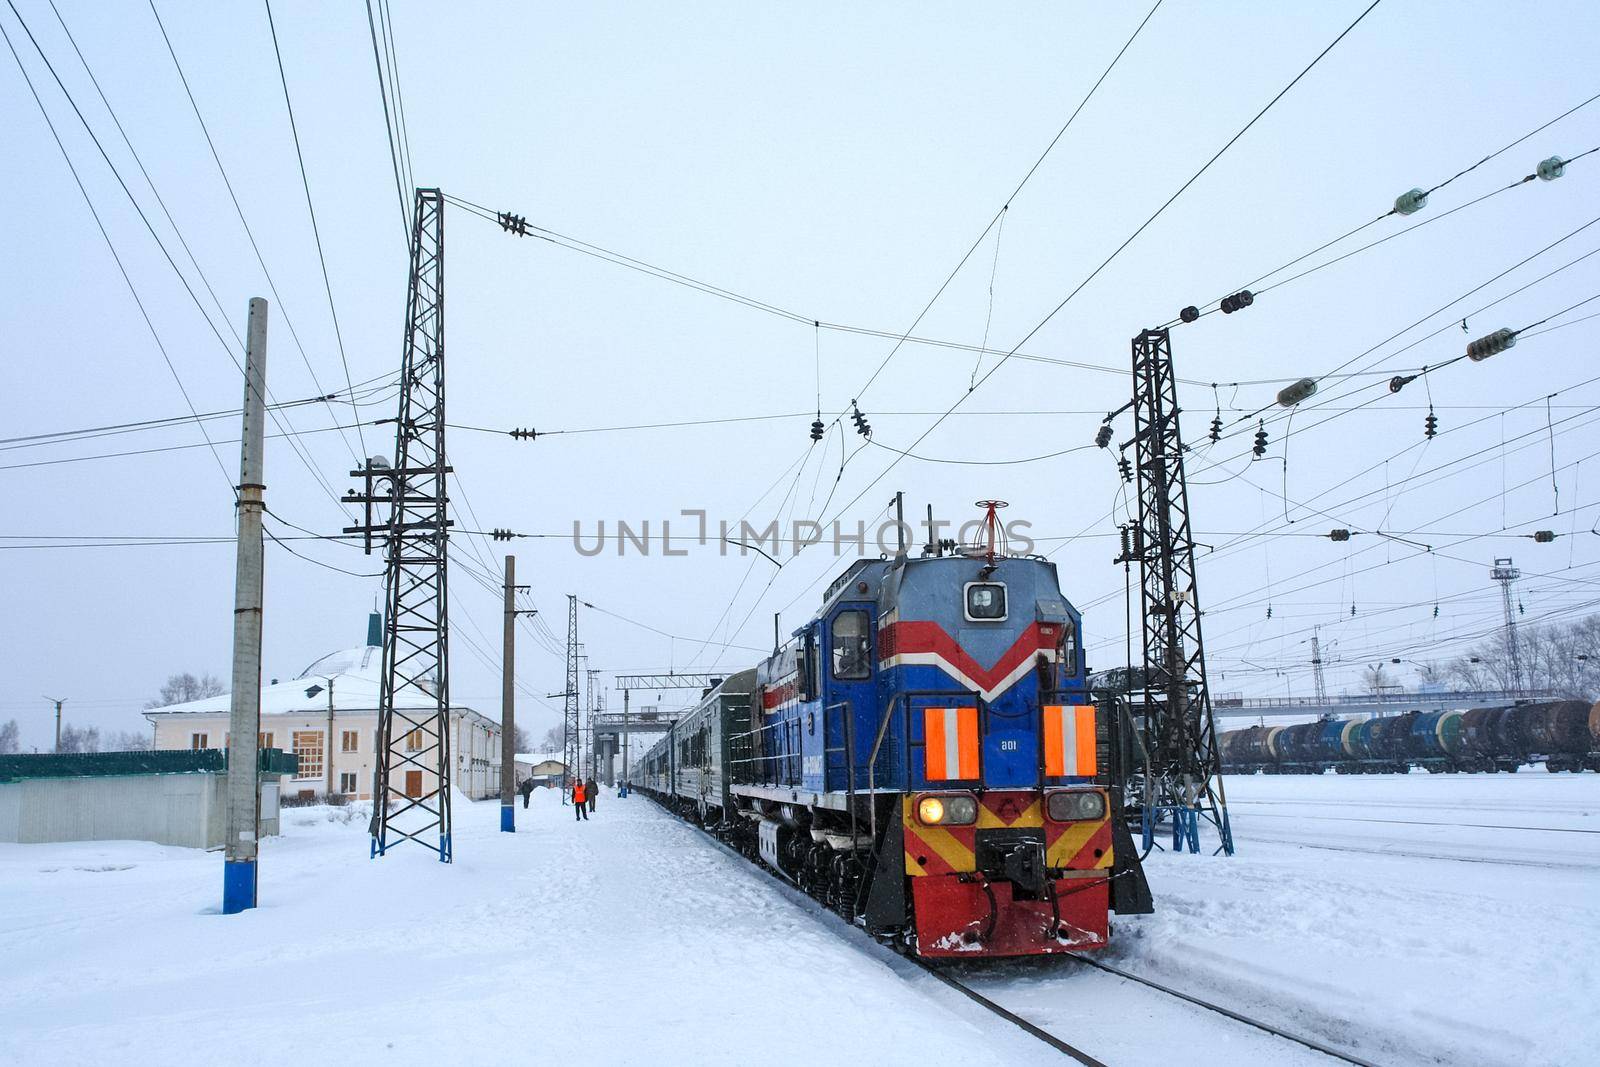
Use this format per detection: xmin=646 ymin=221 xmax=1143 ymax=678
xmin=964 ymin=582 xmax=1007 ymax=622
xmin=831 ymin=610 xmax=871 ymax=680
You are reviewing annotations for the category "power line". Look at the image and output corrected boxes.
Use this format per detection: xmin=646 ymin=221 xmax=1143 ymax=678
xmin=261 ymin=0 xmax=368 ymax=461
xmin=364 ymin=0 xmax=409 ymax=244
xmin=6 ymin=0 xmax=356 ymax=516
xmin=0 ymin=9 xmax=231 ymax=491
xmin=146 ymin=0 xmax=368 ymax=472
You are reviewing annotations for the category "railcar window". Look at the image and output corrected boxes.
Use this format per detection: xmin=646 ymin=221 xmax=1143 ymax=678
xmin=965 ymin=582 xmax=1006 ymax=621
xmin=831 ymin=610 xmax=870 ymax=680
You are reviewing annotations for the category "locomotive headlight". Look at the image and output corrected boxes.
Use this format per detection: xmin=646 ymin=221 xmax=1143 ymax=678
xmin=1046 ymin=790 xmax=1106 ymax=822
xmin=917 ymin=793 xmax=978 ymax=825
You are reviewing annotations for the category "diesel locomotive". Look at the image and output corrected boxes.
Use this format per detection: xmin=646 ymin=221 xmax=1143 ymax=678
xmin=634 ymin=534 xmax=1152 ymax=959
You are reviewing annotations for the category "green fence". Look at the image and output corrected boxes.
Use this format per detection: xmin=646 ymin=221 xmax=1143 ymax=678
xmin=0 ymin=748 xmax=298 ymax=782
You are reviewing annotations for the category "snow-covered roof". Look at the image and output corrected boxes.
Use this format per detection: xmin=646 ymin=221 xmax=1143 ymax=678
xmin=147 ymin=638 xmax=476 ymax=720
xmin=515 ymin=751 xmax=565 ymax=766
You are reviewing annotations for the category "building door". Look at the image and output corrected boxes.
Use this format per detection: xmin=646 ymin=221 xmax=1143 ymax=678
xmin=405 ymin=770 xmax=423 ymax=797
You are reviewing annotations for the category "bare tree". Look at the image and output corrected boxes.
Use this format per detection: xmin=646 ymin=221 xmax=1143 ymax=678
xmin=1447 ymin=612 xmax=1600 ymax=700
xmin=0 ymin=719 xmax=19 ymax=754
xmin=540 ymin=722 xmax=565 ymax=751
xmin=57 ymin=724 xmax=100 ymax=753
xmin=1362 ymin=662 xmax=1394 ymax=694
xmin=146 ymin=672 xmax=225 ymax=710
xmin=104 ymin=729 xmax=152 ymax=752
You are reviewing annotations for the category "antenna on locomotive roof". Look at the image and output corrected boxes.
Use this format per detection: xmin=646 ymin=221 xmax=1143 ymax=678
xmin=924 ymin=503 xmax=937 ymax=557
xmin=772 ymin=613 xmax=780 ymax=655
xmin=891 ymin=491 xmax=907 ymax=561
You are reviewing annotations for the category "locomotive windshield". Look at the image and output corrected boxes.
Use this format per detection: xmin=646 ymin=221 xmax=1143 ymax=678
xmin=831 ymin=610 xmax=870 ymax=679
xmin=964 ymin=581 xmax=1007 ymax=621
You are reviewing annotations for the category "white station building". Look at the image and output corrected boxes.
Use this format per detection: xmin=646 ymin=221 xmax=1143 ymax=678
xmin=145 ymin=616 xmax=503 ymax=802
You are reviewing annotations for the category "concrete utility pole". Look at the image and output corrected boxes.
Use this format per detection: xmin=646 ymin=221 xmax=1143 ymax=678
xmin=43 ymin=696 xmax=65 ymax=752
xmin=501 ymin=555 xmax=516 ymax=832
xmin=223 ymin=297 xmax=268 ymax=915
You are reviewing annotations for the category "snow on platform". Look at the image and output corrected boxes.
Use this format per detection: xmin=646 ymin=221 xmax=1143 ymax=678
xmin=2 ymin=773 xmax=1595 ymax=1065
xmin=0 ymin=788 xmax=1045 ymax=1066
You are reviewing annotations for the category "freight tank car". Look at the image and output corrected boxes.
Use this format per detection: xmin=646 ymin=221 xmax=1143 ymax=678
xmin=634 ymin=538 xmax=1153 ymax=959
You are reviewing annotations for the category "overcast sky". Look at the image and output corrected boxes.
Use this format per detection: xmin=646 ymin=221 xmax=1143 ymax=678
xmin=4 ymin=1 xmax=1599 ymax=750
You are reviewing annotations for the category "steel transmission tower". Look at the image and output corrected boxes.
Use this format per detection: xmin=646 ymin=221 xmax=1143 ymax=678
xmin=1127 ymin=328 xmax=1233 ymax=855
xmin=1310 ymin=626 xmax=1328 ymax=710
xmin=1492 ymin=557 xmax=1524 ymax=695
xmin=562 ymin=595 xmax=581 ymax=792
xmin=345 ymin=188 xmax=454 ymax=861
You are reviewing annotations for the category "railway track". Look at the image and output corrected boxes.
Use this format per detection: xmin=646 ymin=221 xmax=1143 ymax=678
xmin=641 ymin=794 xmax=1379 ymax=1065
xmin=924 ymin=954 xmax=1380 ymax=1066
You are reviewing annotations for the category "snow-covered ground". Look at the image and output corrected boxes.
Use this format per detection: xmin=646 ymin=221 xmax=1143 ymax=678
xmin=977 ymin=770 xmax=1599 ymax=1066
xmin=2 ymin=772 xmax=1595 ymax=1066
xmin=0 ymin=787 xmax=1049 ymax=1066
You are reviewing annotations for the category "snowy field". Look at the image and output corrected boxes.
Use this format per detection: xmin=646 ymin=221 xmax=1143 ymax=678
xmin=2 ymin=773 xmax=1595 ymax=1066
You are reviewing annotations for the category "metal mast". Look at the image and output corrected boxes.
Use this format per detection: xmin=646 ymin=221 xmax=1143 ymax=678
xmin=1492 ymin=557 xmax=1524 ymax=696
xmin=1310 ymin=626 xmax=1328 ymax=710
xmin=562 ymin=595 xmax=581 ymax=793
xmin=346 ymin=188 xmax=453 ymax=861
xmin=1127 ymin=328 xmax=1232 ymax=855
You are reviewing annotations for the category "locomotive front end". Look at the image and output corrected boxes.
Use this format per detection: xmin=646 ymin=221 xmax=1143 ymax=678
xmin=880 ymin=554 xmax=1124 ymax=957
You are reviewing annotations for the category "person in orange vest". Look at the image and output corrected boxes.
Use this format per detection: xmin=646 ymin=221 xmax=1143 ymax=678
xmin=572 ymin=778 xmax=588 ymax=821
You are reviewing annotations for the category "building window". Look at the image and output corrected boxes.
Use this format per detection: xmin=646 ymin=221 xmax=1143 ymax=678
xmin=339 ymin=772 xmax=358 ymax=794
xmin=259 ymin=732 xmax=274 ymax=750
xmin=293 ymin=731 xmax=324 ymax=780
xmin=191 ymin=733 xmax=208 ymax=750
xmin=405 ymin=729 xmax=424 ymax=752
xmin=342 ymin=730 xmax=359 ymax=753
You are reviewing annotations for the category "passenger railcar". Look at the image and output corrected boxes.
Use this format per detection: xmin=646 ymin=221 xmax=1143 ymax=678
xmin=634 ymin=541 xmax=1152 ymax=959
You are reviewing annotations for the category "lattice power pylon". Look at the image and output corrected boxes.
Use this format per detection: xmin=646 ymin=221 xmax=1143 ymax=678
xmin=345 ymin=187 xmax=454 ymax=861
xmin=1492 ymin=557 xmax=1524 ymax=696
xmin=1127 ymin=327 xmax=1233 ymax=855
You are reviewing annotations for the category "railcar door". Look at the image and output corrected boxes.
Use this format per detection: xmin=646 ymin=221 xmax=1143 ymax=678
xmin=820 ymin=605 xmax=875 ymax=794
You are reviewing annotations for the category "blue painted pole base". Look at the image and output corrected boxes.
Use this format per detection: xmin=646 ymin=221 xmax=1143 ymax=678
xmin=222 ymin=859 xmax=257 ymax=914
xmin=501 ymin=803 xmax=515 ymax=832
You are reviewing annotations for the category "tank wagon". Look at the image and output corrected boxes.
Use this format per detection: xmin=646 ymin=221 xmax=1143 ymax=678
xmin=1219 ymin=700 xmax=1600 ymax=774
xmin=633 ymin=544 xmax=1153 ymax=959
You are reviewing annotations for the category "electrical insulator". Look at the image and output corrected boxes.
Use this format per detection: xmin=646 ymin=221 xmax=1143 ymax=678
xmin=1117 ymin=526 xmax=1132 ymax=561
xmin=497 ymin=211 xmax=530 ymax=237
xmin=509 ymin=427 xmax=537 ymax=440
xmin=1351 ymin=603 xmax=1357 ymax=616
xmin=1266 ymin=605 xmax=1273 ymax=619
xmin=491 ymin=528 xmax=514 ymax=542
xmin=1433 ymin=604 xmax=1439 ymax=618
xmin=1424 ymin=409 xmax=1438 ymax=438
xmin=1533 ymin=530 xmax=1556 ymax=543
xmin=810 ymin=418 xmax=824 ymax=442
xmin=1276 ymin=377 xmax=1317 ymax=407
xmin=1095 ymin=424 xmax=1113 ymax=448
xmin=1329 ymin=528 xmax=1351 ymax=542
xmin=1179 ymin=305 xmax=1200 ymax=323
xmin=1252 ymin=421 xmax=1268 ymax=457
xmin=1537 ymin=156 xmax=1566 ymax=181
xmin=1220 ymin=289 xmax=1255 ymax=314
xmin=1117 ymin=456 xmax=1133 ymax=483
xmin=1467 ymin=328 xmax=1516 ymax=361
xmin=850 ymin=400 xmax=872 ymax=438
xmin=1394 ymin=187 xmax=1428 ymax=215
xmin=1209 ymin=414 xmax=1222 ymax=442
xmin=1389 ymin=374 xmax=1417 ymax=394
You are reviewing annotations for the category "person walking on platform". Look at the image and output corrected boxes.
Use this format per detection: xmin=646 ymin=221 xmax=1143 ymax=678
xmin=519 ymin=775 xmax=534 ymax=810
xmin=585 ymin=776 xmax=598 ymax=814
xmin=572 ymin=779 xmax=588 ymax=821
